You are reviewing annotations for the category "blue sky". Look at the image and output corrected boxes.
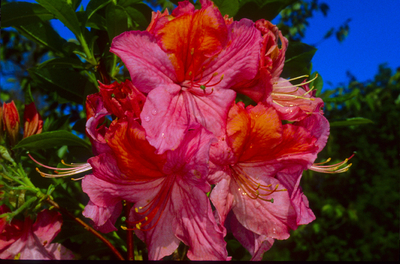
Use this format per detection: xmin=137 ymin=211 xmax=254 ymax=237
xmin=7 ymin=0 xmax=400 ymax=91
xmin=298 ymin=0 xmax=400 ymax=89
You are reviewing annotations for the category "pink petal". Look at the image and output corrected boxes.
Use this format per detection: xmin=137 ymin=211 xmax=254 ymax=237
xmin=171 ymin=180 xmax=228 ymax=260
xmin=82 ymin=200 xmax=122 ymax=233
xmin=141 ymin=85 xmax=235 ymax=154
xmin=110 ymin=31 xmax=177 ymax=93
xmin=210 ymin=176 xmax=234 ymax=233
xmin=32 ymin=210 xmax=62 ymax=245
xmin=164 ymin=125 xmax=216 ymax=190
xmin=207 ymin=19 xmax=262 ymax=89
xmin=227 ymin=212 xmax=274 ymax=261
xmin=85 ymin=93 xmax=110 ymax=155
xmin=231 ymin=175 xmax=297 ymax=240
xmin=276 ymin=168 xmax=316 ymax=225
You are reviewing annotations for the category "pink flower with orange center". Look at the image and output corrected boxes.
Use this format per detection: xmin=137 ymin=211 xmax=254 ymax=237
xmin=208 ymin=102 xmax=329 ymax=259
xmin=110 ymin=0 xmax=263 ymax=154
xmin=80 ymin=80 xmax=229 ymax=260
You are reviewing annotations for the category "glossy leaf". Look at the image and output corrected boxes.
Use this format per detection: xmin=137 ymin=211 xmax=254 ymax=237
xmin=36 ymin=0 xmax=82 ymax=38
xmin=16 ymin=22 xmax=67 ymax=55
xmin=28 ymin=67 xmax=96 ymax=104
xmin=329 ymin=117 xmax=374 ymax=127
xmin=235 ymin=0 xmax=297 ymax=21
xmin=105 ymin=4 xmax=129 ymax=41
xmin=323 ymin=92 xmax=356 ymax=103
xmin=13 ymin=130 xmax=91 ymax=150
xmin=2 ymin=2 xmax=54 ymax=28
xmin=118 ymin=0 xmax=143 ymax=6
xmin=125 ymin=6 xmax=149 ymax=30
xmin=309 ymin=71 xmax=323 ymax=96
xmin=214 ymin=0 xmax=239 ymax=17
xmin=282 ymin=41 xmax=317 ymax=78
xmin=37 ymin=57 xmax=89 ymax=70
xmin=86 ymin=0 xmax=112 ymax=20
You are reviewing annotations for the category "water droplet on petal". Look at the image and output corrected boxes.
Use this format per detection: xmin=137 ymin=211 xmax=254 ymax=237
xmin=144 ymin=116 xmax=150 ymax=122
xmin=151 ymin=109 xmax=157 ymax=115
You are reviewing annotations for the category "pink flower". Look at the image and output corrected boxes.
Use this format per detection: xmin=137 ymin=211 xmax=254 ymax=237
xmin=23 ymin=102 xmax=43 ymax=138
xmin=232 ymin=19 xmax=288 ymax=102
xmin=82 ymin=82 xmax=228 ymax=260
xmin=110 ymin=0 xmax=263 ymax=153
xmin=0 ymin=205 xmax=74 ymax=260
xmin=271 ymin=77 xmax=325 ymax=121
xmin=208 ymin=102 xmax=329 ymax=259
xmin=2 ymin=101 xmax=20 ymax=146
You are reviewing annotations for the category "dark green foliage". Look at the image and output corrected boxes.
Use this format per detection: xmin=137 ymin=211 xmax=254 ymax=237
xmin=263 ymin=65 xmax=400 ymax=261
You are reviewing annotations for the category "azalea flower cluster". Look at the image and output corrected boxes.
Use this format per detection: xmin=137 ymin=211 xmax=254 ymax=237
xmin=25 ymin=0 xmax=352 ymax=260
xmin=77 ymin=0 xmax=335 ymax=260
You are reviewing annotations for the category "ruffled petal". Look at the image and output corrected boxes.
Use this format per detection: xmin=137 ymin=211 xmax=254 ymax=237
xmin=110 ymin=31 xmax=177 ymax=93
xmin=231 ymin=175 xmax=297 ymax=240
xmin=82 ymin=200 xmax=122 ymax=233
xmin=208 ymin=19 xmax=262 ymax=90
xmin=227 ymin=212 xmax=274 ymax=261
xmin=172 ymin=180 xmax=228 ymax=260
xmin=141 ymin=86 xmax=235 ymax=154
xmin=32 ymin=210 xmax=62 ymax=245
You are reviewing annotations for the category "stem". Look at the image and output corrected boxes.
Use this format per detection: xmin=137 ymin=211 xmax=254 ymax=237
xmin=0 ymin=196 xmax=37 ymax=221
xmin=125 ymin=201 xmax=134 ymax=261
xmin=77 ymin=34 xmax=97 ymax=66
xmin=46 ymin=199 xmax=125 ymax=261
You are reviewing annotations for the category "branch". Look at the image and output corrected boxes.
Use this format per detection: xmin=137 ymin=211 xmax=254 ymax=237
xmin=46 ymin=199 xmax=125 ymax=261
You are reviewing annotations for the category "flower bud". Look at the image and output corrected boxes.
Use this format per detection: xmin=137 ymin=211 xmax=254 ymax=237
xmin=2 ymin=101 xmax=20 ymax=146
xmin=23 ymin=102 xmax=43 ymax=138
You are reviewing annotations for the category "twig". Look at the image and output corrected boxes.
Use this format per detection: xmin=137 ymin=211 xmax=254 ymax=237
xmin=46 ymin=198 xmax=125 ymax=261
xmin=124 ymin=201 xmax=135 ymax=261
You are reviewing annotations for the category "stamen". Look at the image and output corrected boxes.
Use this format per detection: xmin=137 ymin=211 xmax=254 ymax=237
xmin=275 ymin=74 xmax=318 ymax=89
xmin=310 ymin=153 xmax=355 ymax=174
xmin=275 ymin=74 xmax=309 ymax=84
xmin=125 ymin=177 xmax=174 ymax=232
xmin=231 ymin=166 xmax=286 ymax=202
xmin=28 ymin=153 xmax=92 ymax=178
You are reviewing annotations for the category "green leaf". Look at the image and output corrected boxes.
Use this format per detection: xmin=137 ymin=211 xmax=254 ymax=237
xmin=214 ymin=0 xmax=239 ymax=17
xmin=125 ymin=6 xmax=150 ymax=30
xmin=118 ymin=0 xmax=143 ymax=7
xmin=24 ymin=85 xmax=34 ymax=105
xmin=86 ymin=0 xmax=112 ymax=20
xmin=236 ymin=0 xmax=297 ymax=21
xmin=37 ymin=57 xmax=89 ymax=70
xmin=309 ymin=71 xmax=323 ymax=96
xmin=36 ymin=0 xmax=82 ymax=38
xmin=14 ymin=21 xmax=67 ymax=55
xmin=1 ymin=2 xmax=54 ymax=28
xmin=28 ymin=67 xmax=96 ymax=104
xmin=282 ymin=41 xmax=317 ymax=78
xmin=329 ymin=117 xmax=374 ymax=127
xmin=105 ymin=4 xmax=129 ymax=40
xmin=323 ymin=92 xmax=356 ymax=103
xmin=13 ymin=131 xmax=91 ymax=150
xmin=86 ymin=12 xmax=107 ymax=31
